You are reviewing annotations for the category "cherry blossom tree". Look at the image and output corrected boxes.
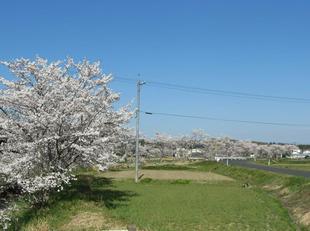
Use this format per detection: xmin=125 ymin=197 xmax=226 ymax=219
xmin=0 ymin=57 xmax=131 ymax=228
xmin=153 ymin=133 xmax=175 ymax=160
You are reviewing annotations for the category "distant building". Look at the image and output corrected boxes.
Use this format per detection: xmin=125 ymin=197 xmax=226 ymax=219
xmin=303 ymin=150 xmax=310 ymax=155
xmin=289 ymin=149 xmax=308 ymax=159
xmin=292 ymin=149 xmax=301 ymax=155
xmin=188 ymin=149 xmax=205 ymax=160
xmin=215 ymin=156 xmax=247 ymax=162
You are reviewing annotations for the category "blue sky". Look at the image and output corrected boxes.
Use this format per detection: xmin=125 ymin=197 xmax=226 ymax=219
xmin=1 ymin=0 xmax=310 ymax=143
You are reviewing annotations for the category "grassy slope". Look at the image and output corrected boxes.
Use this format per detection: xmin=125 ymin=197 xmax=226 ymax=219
xmin=11 ymin=163 xmax=304 ymax=231
xmin=189 ymin=161 xmax=310 ymax=230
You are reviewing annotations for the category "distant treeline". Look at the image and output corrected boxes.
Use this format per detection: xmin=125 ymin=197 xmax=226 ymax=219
xmin=252 ymin=141 xmax=310 ymax=151
xmin=297 ymin=144 xmax=310 ymax=151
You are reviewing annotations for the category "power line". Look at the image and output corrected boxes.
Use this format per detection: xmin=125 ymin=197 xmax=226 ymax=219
xmin=142 ymin=110 xmax=310 ymax=128
xmin=147 ymin=80 xmax=310 ymax=102
xmin=113 ymin=77 xmax=310 ymax=103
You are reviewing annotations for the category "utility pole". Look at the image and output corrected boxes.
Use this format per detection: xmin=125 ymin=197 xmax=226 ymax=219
xmin=135 ymin=80 xmax=145 ymax=183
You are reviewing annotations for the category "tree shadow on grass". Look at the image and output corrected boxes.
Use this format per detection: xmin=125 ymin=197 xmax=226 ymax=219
xmin=55 ymin=174 xmax=137 ymax=208
xmin=11 ymin=174 xmax=137 ymax=230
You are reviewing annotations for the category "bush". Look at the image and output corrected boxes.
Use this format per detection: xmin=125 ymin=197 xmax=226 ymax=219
xmin=171 ymin=179 xmax=191 ymax=184
xmin=140 ymin=178 xmax=153 ymax=183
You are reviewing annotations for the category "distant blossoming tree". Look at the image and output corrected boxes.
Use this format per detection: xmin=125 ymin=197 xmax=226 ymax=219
xmin=0 ymin=57 xmax=131 ymax=228
xmin=154 ymin=133 xmax=175 ymax=160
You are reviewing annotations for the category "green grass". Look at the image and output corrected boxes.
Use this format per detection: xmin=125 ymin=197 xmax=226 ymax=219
xmin=255 ymin=159 xmax=310 ymax=171
xmin=11 ymin=170 xmax=298 ymax=231
xmin=109 ymin=180 xmax=294 ymax=231
xmin=274 ymin=163 xmax=310 ymax=171
xmin=143 ymin=161 xmax=310 ymax=230
xmin=142 ymin=164 xmax=191 ymax=171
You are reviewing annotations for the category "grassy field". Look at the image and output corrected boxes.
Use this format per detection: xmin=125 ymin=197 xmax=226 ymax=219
xmin=109 ymin=180 xmax=294 ymax=231
xmin=8 ymin=161 xmax=310 ymax=231
xmin=14 ymin=174 xmax=295 ymax=231
xmin=188 ymin=161 xmax=310 ymax=229
xmin=255 ymin=159 xmax=310 ymax=171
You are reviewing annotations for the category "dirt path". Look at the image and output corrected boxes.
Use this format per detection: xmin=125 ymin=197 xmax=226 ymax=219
xmin=103 ymin=170 xmax=234 ymax=181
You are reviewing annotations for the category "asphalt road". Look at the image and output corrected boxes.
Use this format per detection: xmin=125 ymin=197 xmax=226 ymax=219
xmin=225 ymin=160 xmax=310 ymax=178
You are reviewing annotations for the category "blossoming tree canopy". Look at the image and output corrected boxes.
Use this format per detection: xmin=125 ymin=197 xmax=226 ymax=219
xmin=0 ymin=57 xmax=131 ymax=191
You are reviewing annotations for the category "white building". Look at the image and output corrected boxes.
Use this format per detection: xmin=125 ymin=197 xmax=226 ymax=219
xmin=215 ymin=156 xmax=247 ymax=162
xmin=289 ymin=149 xmax=308 ymax=159
xmin=292 ymin=149 xmax=301 ymax=155
xmin=303 ymin=150 xmax=310 ymax=155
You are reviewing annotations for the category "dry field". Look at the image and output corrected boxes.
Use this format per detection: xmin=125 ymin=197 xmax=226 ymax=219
xmin=102 ymin=169 xmax=234 ymax=182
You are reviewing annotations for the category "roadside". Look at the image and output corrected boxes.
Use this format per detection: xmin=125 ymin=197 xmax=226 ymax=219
xmin=227 ymin=160 xmax=310 ymax=178
xmin=254 ymin=159 xmax=310 ymax=171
